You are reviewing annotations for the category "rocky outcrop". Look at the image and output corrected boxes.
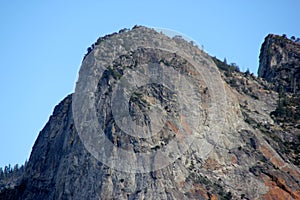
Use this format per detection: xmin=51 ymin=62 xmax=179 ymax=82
xmin=1 ymin=27 xmax=300 ymax=199
xmin=258 ymin=34 xmax=300 ymax=93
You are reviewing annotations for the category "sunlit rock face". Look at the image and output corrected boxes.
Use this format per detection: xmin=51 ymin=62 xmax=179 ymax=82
xmin=1 ymin=27 xmax=299 ymax=200
xmin=258 ymin=34 xmax=300 ymax=93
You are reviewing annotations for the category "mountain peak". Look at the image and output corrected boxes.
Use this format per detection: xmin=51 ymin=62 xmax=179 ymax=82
xmin=258 ymin=33 xmax=300 ymax=93
xmin=1 ymin=28 xmax=300 ymax=199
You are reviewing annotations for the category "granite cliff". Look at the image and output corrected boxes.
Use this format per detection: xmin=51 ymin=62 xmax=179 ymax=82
xmin=258 ymin=34 xmax=300 ymax=93
xmin=0 ymin=27 xmax=300 ymax=200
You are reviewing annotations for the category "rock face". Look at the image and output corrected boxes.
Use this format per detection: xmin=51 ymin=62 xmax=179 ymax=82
xmin=1 ymin=27 xmax=300 ymax=200
xmin=258 ymin=34 xmax=300 ymax=93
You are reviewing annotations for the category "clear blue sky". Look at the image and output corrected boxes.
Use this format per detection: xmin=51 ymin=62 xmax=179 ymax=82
xmin=1 ymin=0 xmax=299 ymax=168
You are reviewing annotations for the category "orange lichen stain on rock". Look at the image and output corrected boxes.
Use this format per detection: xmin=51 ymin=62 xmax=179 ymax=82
xmin=167 ymin=120 xmax=179 ymax=134
xmin=293 ymin=191 xmax=300 ymax=200
xmin=231 ymin=155 xmax=238 ymax=165
xmin=263 ymin=175 xmax=300 ymax=200
xmin=259 ymin=144 xmax=285 ymax=168
xmin=259 ymin=144 xmax=274 ymax=159
xmin=259 ymin=144 xmax=300 ymax=199
xmin=166 ymin=116 xmax=192 ymax=143
xmin=210 ymin=194 xmax=218 ymax=200
xmin=270 ymin=156 xmax=285 ymax=168
xmin=276 ymin=177 xmax=291 ymax=193
xmin=264 ymin=177 xmax=291 ymax=200
xmin=166 ymin=120 xmax=184 ymax=143
xmin=202 ymin=158 xmax=222 ymax=171
xmin=282 ymin=166 xmax=300 ymax=182
xmin=264 ymin=187 xmax=292 ymax=200
xmin=179 ymin=115 xmax=192 ymax=135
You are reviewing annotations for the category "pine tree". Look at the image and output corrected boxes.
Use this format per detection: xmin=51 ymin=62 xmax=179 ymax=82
xmin=0 ymin=167 xmax=3 ymax=179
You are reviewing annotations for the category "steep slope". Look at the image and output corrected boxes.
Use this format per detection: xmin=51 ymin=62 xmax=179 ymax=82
xmin=258 ymin=34 xmax=300 ymax=93
xmin=1 ymin=27 xmax=300 ymax=200
xmin=258 ymin=34 xmax=300 ymax=167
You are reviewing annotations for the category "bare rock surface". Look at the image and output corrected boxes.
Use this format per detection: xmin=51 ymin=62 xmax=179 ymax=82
xmin=258 ymin=34 xmax=300 ymax=93
xmin=1 ymin=27 xmax=300 ymax=200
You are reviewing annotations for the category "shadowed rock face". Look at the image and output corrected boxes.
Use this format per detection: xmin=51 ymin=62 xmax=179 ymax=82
xmin=1 ymin=27 xmax=300 ymax=200
xmin=258 ymin=34 xmax=300 ymax=93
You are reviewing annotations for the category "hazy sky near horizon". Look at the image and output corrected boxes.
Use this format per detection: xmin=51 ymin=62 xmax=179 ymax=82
xmin=1 ymin=0 xmax=300 ymax=168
